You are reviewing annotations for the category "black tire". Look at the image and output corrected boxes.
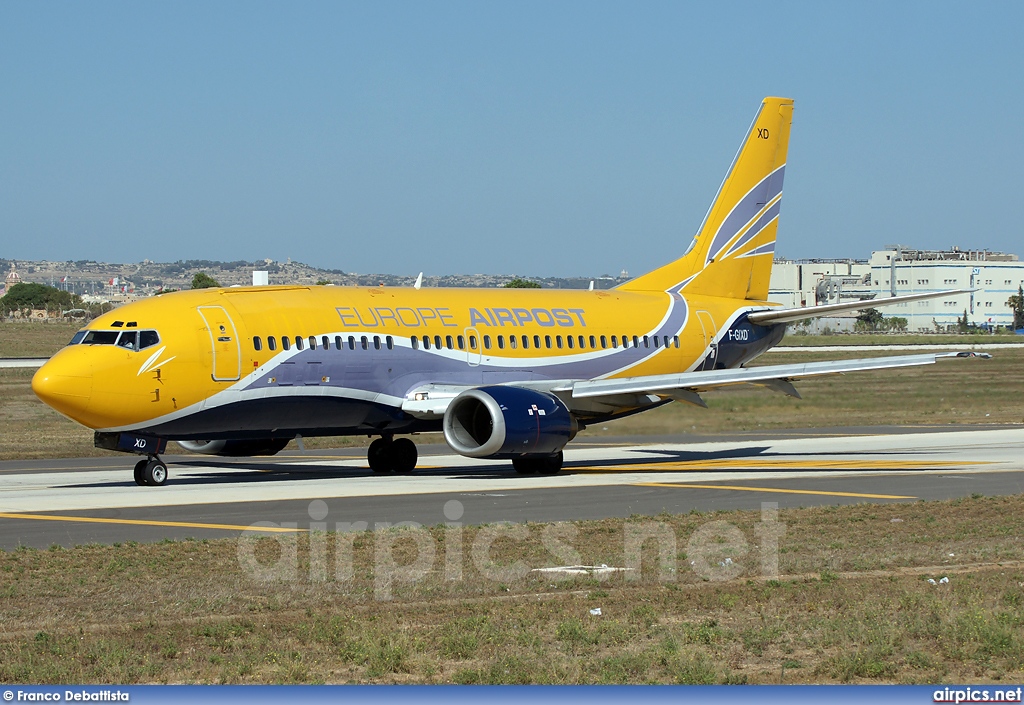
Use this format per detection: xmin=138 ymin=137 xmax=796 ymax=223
xmin=143 ymin=460 xmax=168 ymax=486
xmin=133 ymin=459 xmax=148 ymax=486
xmin=390 ymin=438 xmax=418 ymax=474
xmin=368 ymin=438 xmax=392 ymax=473
xmin=537 ymin=451 xmax=563 ymax=475
xmin=512 ymin=458 xmax=538 ymax=474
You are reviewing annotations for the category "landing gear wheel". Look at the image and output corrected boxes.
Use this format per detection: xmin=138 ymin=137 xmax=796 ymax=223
xmin=133 ymin=459 xmax=148 ymax=486
xmin=512 ymin=458 xmax=538 ymax=474
xmin=537 ymin=451 xmax=563 ymax=475
xmin=391 ymin=438 xmax=418 ymax=474
xmin=513 ymin=451 xmax=563 ymax=475
xmin=368 ymin=438 xmax=392 ymax=473
xmin=143 ymin=459 xmax=168 ymax=486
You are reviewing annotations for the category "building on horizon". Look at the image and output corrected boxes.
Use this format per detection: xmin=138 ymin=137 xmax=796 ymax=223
xmin=770 ymin=245 xmax=1024 ymax=331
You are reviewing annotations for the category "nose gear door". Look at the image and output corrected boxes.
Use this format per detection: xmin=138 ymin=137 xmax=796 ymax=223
xmin=197 ymin=306 xmax=241 ymax=382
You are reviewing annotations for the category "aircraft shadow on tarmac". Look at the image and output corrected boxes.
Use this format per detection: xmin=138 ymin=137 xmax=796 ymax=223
xmin=57 ymin=443 xmax=946 ymax=489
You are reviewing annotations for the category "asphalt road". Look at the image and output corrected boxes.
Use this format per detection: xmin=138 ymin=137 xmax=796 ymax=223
xmin=1 ymin=425 xmax=1022 ymax=549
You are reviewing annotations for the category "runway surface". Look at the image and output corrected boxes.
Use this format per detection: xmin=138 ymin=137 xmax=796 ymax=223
xmin=1 ymin=426 xmax=1022 ymax=549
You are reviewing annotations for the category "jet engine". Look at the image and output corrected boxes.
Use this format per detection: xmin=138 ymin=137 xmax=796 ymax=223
xmin=177 ymin=438 xmax=290 ymax=457
xmin=442 ymin=386 xmax=576 ymax=459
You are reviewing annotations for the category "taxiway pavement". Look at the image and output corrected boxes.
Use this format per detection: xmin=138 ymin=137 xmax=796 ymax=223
xmin=1 ymin=426 xmax=1022 ymax=549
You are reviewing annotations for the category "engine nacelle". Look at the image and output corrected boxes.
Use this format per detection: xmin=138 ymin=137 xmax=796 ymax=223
xmin=177 ymin=438 xmax=290 ymax=457
xmin=443 ymin=385 xmax=576 ymax=459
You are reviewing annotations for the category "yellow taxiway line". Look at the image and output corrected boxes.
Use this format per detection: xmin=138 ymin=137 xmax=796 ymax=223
xmin=576 ymin=459 xmax=982 ymax=473
xmin=0 ymin=512 xmax=306 ymax=533
xmin=634 ymin=482 xmax=916 ymax=500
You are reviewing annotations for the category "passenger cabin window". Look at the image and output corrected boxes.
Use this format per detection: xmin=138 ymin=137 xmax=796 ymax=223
xmin=361 ymin=336 xmax=368 ymax=350
xmin=544 ymin=335 xmax=552 ymax=348
xmin=497 ymin=336 xmax=505 ymax=349
xmin=295 ymin=336 xmax=304 ymax=350
xmin=434 ymin=335 xmax=442 ymax=349
xmin=386 ymin=336 xmax=394 ymax=350
xmin=322 ymin=336 xmax=330 ymax=350
xmin=309 ymin=336 xmax=317 ymax=350
xmin=348 ymin=336 xmax=356 ymax=350
xmin=469 ymin=335 xmax=477 ymax=349
xmin=373 ymin=336 xmax=381 ymax=350
xmin=412 ymin=337 xmax=419 ymax=350
xmin=423 ymin=336 xmax=431 ymax=350
xmin=534 ymin=335 xmax=541 ymax=349
xmin=334 ymin=336 xmax=342 ymax=350
xmin=611 ymin=335 xmax=618 ymax=348
xmin=508 ymin=335 xmax=516 ymax=349
xmin=282 ymin=336 xmax=291 ymax=350
xmin=483 ymin=335 xmax=491 ymax=350
xmin=522 ymin=335 xmax=529 ymax=349
xmin=600 ymin=335 xmax=607 ymax=348
xmin=268 ymin=336 xmax=277 ymax=351
xmin=457 ymin=335 xmax=465 ymax=349
xmin=253 ymin=336 xmax=263 ymax=351
xmin=556 ymin=336 xmax=563 ymax=349
xmin=566 ymin=336 xmax=573 ymax=349
xmin=446 ymin=335 xmax=454 ymax=350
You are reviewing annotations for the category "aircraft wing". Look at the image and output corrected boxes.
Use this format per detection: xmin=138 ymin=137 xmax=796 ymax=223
xmin=747 ymin=289 xmax=973 ymax=325
xmin=570 ymin=352 xmax=973 ymax=403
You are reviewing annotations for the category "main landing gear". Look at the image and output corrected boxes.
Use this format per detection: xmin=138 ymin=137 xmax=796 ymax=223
xmin=367 ymin=436 xmax=418 ymax=474
xmin=133 ymin=456 xmax=169 ymax=487
xmin=512 ymin=451 xmax=563 ymax=475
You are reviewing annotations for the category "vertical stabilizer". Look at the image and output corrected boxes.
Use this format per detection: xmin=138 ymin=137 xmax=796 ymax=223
xmin=620 ymin=97 xmax=793 ymax=300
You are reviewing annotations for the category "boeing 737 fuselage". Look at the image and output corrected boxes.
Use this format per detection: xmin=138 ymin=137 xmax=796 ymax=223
xmin=31 ymin=98 xmax=974 ymax=485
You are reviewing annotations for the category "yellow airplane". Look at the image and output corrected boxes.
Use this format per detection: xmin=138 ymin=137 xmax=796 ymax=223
xmin=32 ymin=97 xmax=973 ymax=486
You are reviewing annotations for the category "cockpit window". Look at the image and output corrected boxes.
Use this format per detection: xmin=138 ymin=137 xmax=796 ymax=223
xmin=78 ymin=329 xmax=160 ymax=350
xmin=81 ymin=331 xmax=119 ymax=345
xmin=138 ymin=330 xmax=160 ymax=350
xmin=116 ymin=331 xmax=138 ymax=350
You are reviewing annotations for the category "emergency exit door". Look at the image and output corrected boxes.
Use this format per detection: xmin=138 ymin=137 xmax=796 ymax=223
xmin=197 ymin=306 xmax=241 ymax=382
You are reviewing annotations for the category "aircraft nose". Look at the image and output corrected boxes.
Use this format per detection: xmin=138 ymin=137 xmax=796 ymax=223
xmin=31 ymin=351 xmax=93 ymax=424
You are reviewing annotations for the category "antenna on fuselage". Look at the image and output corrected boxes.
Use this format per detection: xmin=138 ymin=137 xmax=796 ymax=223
xmin=414 ymin=272 xmax=423 ymax=290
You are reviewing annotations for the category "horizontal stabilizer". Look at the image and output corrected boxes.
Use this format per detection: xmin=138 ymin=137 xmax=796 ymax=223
xmin=747 ymin=289 xmax=974 ymax=326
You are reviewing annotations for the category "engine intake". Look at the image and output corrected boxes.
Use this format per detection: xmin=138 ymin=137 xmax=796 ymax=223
xmin=443 ymin=386 xmax=576 ymax=459
xmin=177 ymin=438 xmax=290 ymax=457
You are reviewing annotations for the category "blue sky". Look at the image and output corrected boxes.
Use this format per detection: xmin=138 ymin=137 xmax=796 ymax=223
xmin=1 ymin=1 xmax=1021 ymax=277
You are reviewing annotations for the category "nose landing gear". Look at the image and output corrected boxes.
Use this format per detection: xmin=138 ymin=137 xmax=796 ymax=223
xmin=133 ymin=456 xmax=169 ymax=486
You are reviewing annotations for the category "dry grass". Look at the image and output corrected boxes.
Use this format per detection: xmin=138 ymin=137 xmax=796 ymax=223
xmin=0 ymin=320 xmax=82 ymax=358
xmin=0 ymin=495 xmax=1022 ymax=683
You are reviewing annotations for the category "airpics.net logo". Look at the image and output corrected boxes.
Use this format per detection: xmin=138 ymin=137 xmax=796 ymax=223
xmin=933 ymin=687 xmax=1023 ymax=703
xmin=235 ymin=500 xmax=787 ymax=600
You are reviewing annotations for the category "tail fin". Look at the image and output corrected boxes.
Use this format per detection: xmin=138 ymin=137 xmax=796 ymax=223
xmin=620 ymin=97 xmax=793 ymax=300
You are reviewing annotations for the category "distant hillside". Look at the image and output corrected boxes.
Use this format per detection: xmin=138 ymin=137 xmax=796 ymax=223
xmin=0 ymin=258 xmax=628 ymax=298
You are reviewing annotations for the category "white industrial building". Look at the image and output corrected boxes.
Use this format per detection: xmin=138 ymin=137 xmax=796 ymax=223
xmin=770 ymin=246 xmax=1024 ymax=331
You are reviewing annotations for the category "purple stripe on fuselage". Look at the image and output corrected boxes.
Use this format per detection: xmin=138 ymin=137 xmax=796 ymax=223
xmin=705 ymin=165 xmax=785 ymax=266
xmin=240 ymin=293 xmax=690 ymax=400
